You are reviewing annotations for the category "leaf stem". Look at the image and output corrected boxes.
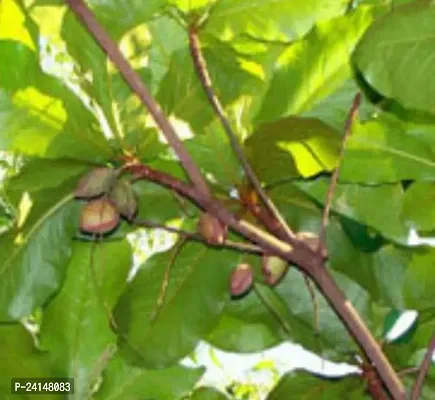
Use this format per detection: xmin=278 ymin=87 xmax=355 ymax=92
xmin=319 ymin=92 xmax=361 ymax=253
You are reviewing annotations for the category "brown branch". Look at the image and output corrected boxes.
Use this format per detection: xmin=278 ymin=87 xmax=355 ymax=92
xmin=188 ymin=26 xmax=295 ymax=242
xmin=133 ymin=218 xmax=263 ymax=254
xmin=64 ymin=3 xmax=404 ymax=397
xmin=411 ymin=333 xmax=435 ymax=400
xmin=65 ymin=0 xmax=210 ymax=197
xmin=318 ymin=92 xmax=361 ymax=253
xmin=128 ymin=162 xmax=405 ymax=399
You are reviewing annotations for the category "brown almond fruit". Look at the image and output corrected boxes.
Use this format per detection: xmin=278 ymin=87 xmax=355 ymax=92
xmin=197 ymin=213 xmax=227 ymax=245
xmin=79 ymin=198 xmax=120 ymax=234
xmin=230 ymin=263 xmax=254 ymax=297
xmin=74 ymin=168 xmax=117 ymax=199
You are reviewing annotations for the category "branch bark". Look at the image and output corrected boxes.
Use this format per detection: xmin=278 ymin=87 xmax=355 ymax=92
xmin=65 ymin=2 xmax=405 ymax=398
xmin=411 ymin=333 xmax=435 ymax=400
xmin=65 ymin=0 xmax=210 ymax=197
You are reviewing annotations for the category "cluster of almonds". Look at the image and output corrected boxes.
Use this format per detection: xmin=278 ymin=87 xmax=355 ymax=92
xmin=229 ymin=256 xmax=288 ymax=297
xmin=75 ymin=167 xmax=138 ymax=235
xmin=196 ymin=213 xmax=291 ymax=297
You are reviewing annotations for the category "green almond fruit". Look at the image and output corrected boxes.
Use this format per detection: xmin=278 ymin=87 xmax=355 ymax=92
xmin=262 ymin=255 xmax=288 ymax=286
xmin=74 ymin=168 xmax=117 ymax=199
xmin=108 ymin=179 xmax=138 ymax=221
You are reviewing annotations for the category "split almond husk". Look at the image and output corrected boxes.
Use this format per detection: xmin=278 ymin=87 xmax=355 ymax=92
xmin=74 ymin=168 xmax=117 ymax=199
xmin=262 ymin=255 xmax=288 ymax=286
xmin=108 ymin=178 xmax=138 ymax=221
xmin=79 ymin=198 xmax=120 ymax=234
xmin=230 ymin=263 xmax=253 ymax=297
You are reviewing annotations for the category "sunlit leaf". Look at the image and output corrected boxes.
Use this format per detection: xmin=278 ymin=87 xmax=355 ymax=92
xmin=245 ymin=116 xmax=340 ymax=182
xmin=256 ymin=6 xmax=376 ymax=123
xmin=354 ymin=2 xmax=435 ymax=114
xmin=205 ymin=0 xmax=348 ymax=42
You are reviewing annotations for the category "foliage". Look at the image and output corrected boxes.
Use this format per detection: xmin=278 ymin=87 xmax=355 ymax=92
xmin=1 ymin=0 xmax=435 ymax=399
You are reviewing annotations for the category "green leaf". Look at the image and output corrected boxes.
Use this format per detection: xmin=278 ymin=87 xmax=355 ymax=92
xmin=273 ymin=269 xmax=373 ymax=357
xmin=156 ymin=35 xmax=262 ymax=132
xmin=0 ymin=0 xmax=37 ymax=52
xmin=267 ymin=372 xmax=364 ymax=400
xmin=207 ymin=283 xmax=284 ymax=352
xmin=245 ymin=117 xmax=340 ymax=182
xmin=0 ymin=192 xmax=79 ymax=321
xmin=0 ymin=324 xmax=62 ymax=400
xmin=95 ymin=354 xmax=204 ymax=400
xmin=205 ymin=0 xmax=348 ymax=42
xmin=186 ymin=120 xmax=242 ymax=188
xmin=132 ymin=180 xmax=195 ymax=222
xmin=328 ymin=225 xmax=409 ymax=309
xmin=114 ymin=242 xmax=240 ymax=368
xmin=169 ymin=0 xmax=212 ymax=13
xmin=189 ymin=386 xmax=230 ymax=400
xmin=39 ymin=240 xmax=132 ymax=400
xmin=403 ymin=247 xmax=435 ymax=312
xmin=6 ymin=158 xmax=94 ymax=193
xmin=256 ymin=6 xmax=375 ymax=123
xmin=354 ymin=2 xmax=435 ymax=114
xmin=88 ymin=0 xmax=166 ymax=40
xmin=295 ymin=178 xmax=409 ymax=244
xmin=0 ymin=87 xmax=66 ymax=156
xmin=148 ymin=15 xmax=188 ymax=92
xmin=0 ymin=83 xmax=112 ymax=162
xmin=401 ymin=182 xmax=435 ymax=232
xmin=340 ymin=116 xmax=435 ymax=184
xmin=0 ymin=41 xmax=39 ymax=92
xmin=302 ymin=79 xmax=375 ymax=132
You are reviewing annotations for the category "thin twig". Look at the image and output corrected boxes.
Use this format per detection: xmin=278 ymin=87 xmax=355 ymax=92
xmin=318 ymin=92 xmax=361 ymax=253
xmin=188 ymin=27 xmax=295 ymax=242
xmin=411 ymin=333 xmax=435 ymax=400
xmin=133 ymin=218 xmax=263 ymax=254
xmin=65 ymin=0 xmax=210 ymax=197
xmin=398 ymin=367 xmax=419 ymax=377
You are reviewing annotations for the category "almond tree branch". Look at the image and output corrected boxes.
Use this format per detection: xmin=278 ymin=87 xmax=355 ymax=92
xmin=411 ymin=333 xmax=435 ymax=400
xmin=65 ymin=3 xmax=404 ymax=397
xmin=127 ymin=162 xmax=404 ymax=400
xmin=319 ymin=92 xmax=361 ymax=252
xmin=65 ymin=0 xmax=210 ymax=197
xmin=188 ymin=26 xmax=295 ymax=242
